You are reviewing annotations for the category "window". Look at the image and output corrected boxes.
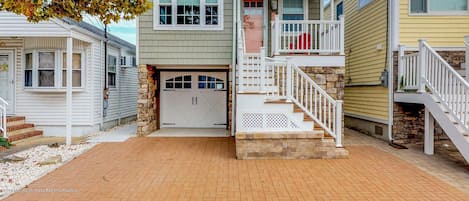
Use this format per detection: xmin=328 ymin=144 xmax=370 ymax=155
xmin=24 ymin=50 xmax=85 ymax=89
xmin=410 ymin=0 xmax=468 ymax=14
xmin=198 ymin=75 xmax=223 ymax=89
xmin=282 ymin=0 xmax=304 ymax=20
xmin=154 ymin=0 xmax=223 ymax=30
xmin=120 ymin=56 xmax=126 ymax=66
xmin=165 ymin=75 xmax=192 ymax=89
xmin=336 ymin=2 xmax=344 ymax=20
xmin=107 ymin=55 xmax=117 ymax=87
xmin=38 ymin=52 xmax=55 ymax=87
xmin=62 ymin=53 xmax=82 ymax=87
xmin=131 ymin=56 xmax=137 ymax=67
xmin=24 ymin=53 xmax=32 ymax=87
xmin=358 ymin=0 xmax=373 ymax=9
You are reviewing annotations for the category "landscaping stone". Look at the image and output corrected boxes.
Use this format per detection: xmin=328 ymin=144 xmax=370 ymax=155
xmin=38 ymin=155 xmax=62 ymax=166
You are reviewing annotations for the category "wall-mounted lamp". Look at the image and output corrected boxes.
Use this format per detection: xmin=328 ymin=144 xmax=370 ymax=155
xmin=271 ymin=0 xmax=278 ymax=11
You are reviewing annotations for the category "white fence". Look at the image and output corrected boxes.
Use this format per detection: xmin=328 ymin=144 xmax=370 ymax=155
xmin=271 ymin=15 xmax=345 ymax=55
xmin=0 ymin=97 xmax=7 ymax=138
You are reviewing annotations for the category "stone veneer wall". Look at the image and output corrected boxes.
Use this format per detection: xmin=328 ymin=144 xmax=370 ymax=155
xmin=392 ymin=51 xmax=467 ymax=165
xmin=137 ymin=65 xmax=157 ymax=136
xmin=300 ymin=67 xmax=345 ymax=100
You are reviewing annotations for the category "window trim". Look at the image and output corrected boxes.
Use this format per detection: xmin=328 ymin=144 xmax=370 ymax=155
xmin=107 ymin=54 xmax=118 ymax=88
xmin=153 ymin=0 xmax=224 ymax=30
xmin=408 ymin=0 xmax=469 ymax=16
xmin=278 ymin=0 xmax=309 ymax=20
xmin=358 ymin=0 xmax=374 ymax=9
xmin=24 ymin=49 xmax=86 ymax=90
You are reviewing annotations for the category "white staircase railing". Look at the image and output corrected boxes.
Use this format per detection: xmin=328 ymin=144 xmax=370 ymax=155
xmin=0 ymin=97 xmax=7 ymax=138
xmin=271 ymin=15 xmax=345 ymax=55
xmin=398 ymin=40 xmax=469 ymax=132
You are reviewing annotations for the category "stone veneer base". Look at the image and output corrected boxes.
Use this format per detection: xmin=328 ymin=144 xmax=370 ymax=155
xmin=235 ymin=131 xmax=349 ymax=160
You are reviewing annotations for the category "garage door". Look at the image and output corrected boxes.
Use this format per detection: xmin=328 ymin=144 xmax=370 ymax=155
xmin=160 ymin=71 xmax=227 ymax=128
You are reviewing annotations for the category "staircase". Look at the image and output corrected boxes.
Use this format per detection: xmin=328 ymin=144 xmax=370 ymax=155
xmin=236 ymin=27 xmax=343 ymax=148
xmin=397 ymin=39 xmax=469 ymax=162
xmin=1 ymin=116 xmax=43 ymax=143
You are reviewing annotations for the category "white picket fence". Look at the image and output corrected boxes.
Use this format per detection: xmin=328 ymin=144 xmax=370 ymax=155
xmin=0 ymin=97 xmax=7 ymax=138
xmin=271 ymin=15 xmax=345 ymax=55
xmin=398 ymin=39 xmax=469 ymax=132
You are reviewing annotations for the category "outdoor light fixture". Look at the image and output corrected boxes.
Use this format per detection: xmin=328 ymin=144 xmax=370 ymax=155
xmin=271 ymin=0 xmax=278 ymax=11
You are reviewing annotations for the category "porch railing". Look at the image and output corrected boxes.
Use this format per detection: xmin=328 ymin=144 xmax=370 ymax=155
xmin=271 ymin=15 xmax=345 ymax=55
xmin=0 ymin=97 xmax=7 ymax=139
xmin=398 ymin=39 xmax=469 ymax=132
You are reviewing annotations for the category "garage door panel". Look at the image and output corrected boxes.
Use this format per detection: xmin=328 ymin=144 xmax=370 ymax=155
xmin=160 ymin=71 xmax=227 ymax=128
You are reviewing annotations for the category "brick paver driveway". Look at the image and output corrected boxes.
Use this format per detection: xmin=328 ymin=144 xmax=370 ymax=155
xmin=6 ymin=137 xmax=469 ymax=201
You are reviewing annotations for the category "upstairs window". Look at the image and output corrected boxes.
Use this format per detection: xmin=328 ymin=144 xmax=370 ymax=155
xmin=154 ymin=0 xmax=223 ymax=30
xmin=120 ymin=56 xmax=126 ymax=66
xmin=131 ymin=56 xmax=137 ymax=67
xmin=282 ymin=0 xmax=304 ymax=20
xmin=358 ymin=0 xmax=374 ymax=9
xmin=410 ymin=0 xmax=468 ymax=14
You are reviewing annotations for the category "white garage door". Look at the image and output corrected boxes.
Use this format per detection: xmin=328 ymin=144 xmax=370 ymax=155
xmin=161 ymin=71 xmax=227 ymax=128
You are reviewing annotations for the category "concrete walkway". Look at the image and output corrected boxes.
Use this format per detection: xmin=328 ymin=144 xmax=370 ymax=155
xmin=5 ymin=135 xmax=469 ymax=200
xmin=86 ymin=123 xmax=136 ymax=143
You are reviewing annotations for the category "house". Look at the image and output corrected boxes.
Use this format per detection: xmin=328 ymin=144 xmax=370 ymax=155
xmin=341 ymin=0 xmax=469 ymax=162
xmin=0 ymin=12 xmax=138 ymax=143
xmin=137 ymin=0 xmax=348 ymax=159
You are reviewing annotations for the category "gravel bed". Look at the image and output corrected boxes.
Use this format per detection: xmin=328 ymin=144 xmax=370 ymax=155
xmin=0 ymin=143 xmax=96 ymax=200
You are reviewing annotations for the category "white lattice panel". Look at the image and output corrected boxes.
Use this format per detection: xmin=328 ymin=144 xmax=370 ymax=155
xmin=240 ymin=112 xmax=301 ymax=131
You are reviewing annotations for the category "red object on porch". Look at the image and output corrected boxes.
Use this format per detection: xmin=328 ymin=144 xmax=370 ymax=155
xmin=289 ymin=33 xmax=312 ymax=50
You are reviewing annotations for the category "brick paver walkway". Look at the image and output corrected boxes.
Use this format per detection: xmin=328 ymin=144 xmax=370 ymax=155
xmin=5 ymin=137 xmax=469 ymax=201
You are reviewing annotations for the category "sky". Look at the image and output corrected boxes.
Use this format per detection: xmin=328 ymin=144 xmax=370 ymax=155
xmin=84 ymin=17 xmax=137 ymax=45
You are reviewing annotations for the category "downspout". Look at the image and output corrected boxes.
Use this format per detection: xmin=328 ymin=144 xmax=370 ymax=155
xmin=387 ymin=0 xmax=399 ymax=142
xmin=231 ymin=0 xmax=238 ymax=136
xmin=100 ymin=40 xmax=105 ymax=130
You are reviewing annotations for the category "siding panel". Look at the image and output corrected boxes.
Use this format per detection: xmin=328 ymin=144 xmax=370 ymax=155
xmin=138 ymin=0 xmax=233 ymax=66
xmin=343 ymin=0 xmax=389 ymax=120
xmin=399 ymin=0 xmax=469 ymax=47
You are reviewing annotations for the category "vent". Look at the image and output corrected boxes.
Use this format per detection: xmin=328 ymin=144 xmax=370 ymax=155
xmin=374 ymin=125 xmax=383 ymax=136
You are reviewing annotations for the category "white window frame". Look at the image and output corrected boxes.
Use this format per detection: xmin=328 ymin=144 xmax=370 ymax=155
xmin=131 ymin=56 xmax=137 ymax=67
xmin=278 ymin=0 xmax=309 ymax=20
xmin=24 ymin=49 xmax=86 ymax=90
xmin=358 ymin=0 xmax=374 ymax=9
xmin=120 ymin=56 xmax=127 ymax=66
xmin=153 ymin=0 xmax=224 ymax=30
xmin=408 ymin=0 xmax=469 ymax=16
xmin=107 ymin=54 xmax=118 ymax=88
xmin=59 ymin=51 xmax=86 ymax=89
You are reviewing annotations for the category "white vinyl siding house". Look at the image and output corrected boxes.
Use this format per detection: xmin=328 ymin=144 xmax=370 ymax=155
xmin=0 ymin=12 xmax=137 ymax=136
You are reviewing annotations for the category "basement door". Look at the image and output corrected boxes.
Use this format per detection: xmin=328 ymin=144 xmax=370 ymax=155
xmin=160 ymin=72 xmax=227 ymax=128
xmin=0 ymin=50 xmax=14 ymax=114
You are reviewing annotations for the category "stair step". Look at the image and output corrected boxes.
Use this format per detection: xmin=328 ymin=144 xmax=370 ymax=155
xmin=6 ymin=116 xmax=26 ymax=127
xmin=265 ymin=100 xmax=291 ymax=104
xmin=8 ymin=130 xmax=43 ymax=142
xmin=6 ymin=116 xmax=25 ymax=122
xmin=7 ymin=123 xmax=34 ymax=132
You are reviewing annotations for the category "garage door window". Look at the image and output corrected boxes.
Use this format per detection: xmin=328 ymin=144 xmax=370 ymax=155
xmin=198 ymin=75 xmax=224 ymax=89
xmin=166 ymin=75 xmax=192 ymax=89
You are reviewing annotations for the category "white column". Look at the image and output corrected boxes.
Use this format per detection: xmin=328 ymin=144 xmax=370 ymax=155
xmin=66 ymin=37 xmax=73 ymax=145
xmin=465 ymin=36 xmax=469 ymax=81
xmin=339 ymin=15 xmax=345 ymax=55
xmin=274 ymin=15 xmax=281 ymax=55
xmin=320 ymin=0 xmax=324 ymax=21
xmin=335 ymin=100 xmax=343 ymax=148
xmin=424 ymin=107 xmax=434 ymax=155
xmin=330 ymin=0 xmax=335 ymax=21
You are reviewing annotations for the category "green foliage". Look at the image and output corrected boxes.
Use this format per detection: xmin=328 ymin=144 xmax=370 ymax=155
xmin=0 ymin=0 xmax=152 ymax=24
xmin=0 ymin=137 xmax=11 ymax=149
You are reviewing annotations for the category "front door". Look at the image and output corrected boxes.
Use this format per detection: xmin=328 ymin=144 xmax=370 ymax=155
xmin=160 ymin=71 xmax=227 ymax=128
xmin=0 ymin=50 xmax=14 ymax=114
xmin=243 ymin=0 xmax=264 ymax=53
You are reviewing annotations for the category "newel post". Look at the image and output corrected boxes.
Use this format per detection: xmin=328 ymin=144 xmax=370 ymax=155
xmin=335 ymin=100 xmax=343 ymax=148
xmin=238 ymin=46 xmax=244 ymax=92
xmin=397 ymin=45 xmax=405 ymax=92
xmin=274 ymin=15 xmax=281 ymax=55
xmin=417 ymin=39 xmax=427 ymax=93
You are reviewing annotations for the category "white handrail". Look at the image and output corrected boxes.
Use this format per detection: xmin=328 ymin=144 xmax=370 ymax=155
xmin=0 ymin=97 xmax=8 ymax=139
xmin=419 ymin=40 xmax=469 ymax=131
xmin=272 ymin=15 xmax=345 ymax=55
